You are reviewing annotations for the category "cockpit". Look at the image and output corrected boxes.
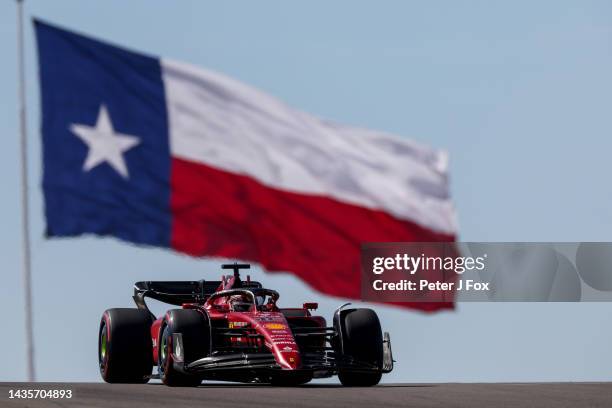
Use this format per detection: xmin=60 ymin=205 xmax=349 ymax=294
xmin=213 ymin=288 xmax=280 ymax=313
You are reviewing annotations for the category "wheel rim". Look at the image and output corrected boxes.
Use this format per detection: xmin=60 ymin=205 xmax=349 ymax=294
xmin=99 ymin=321 xmax=108 ymax=369
xmin=100 ymin=331 xmax=107 ymax=359
xmin=161 ymin=333 xmax=167 ymax=361
xmin=159 ymin=326 xmax=169 ymax=375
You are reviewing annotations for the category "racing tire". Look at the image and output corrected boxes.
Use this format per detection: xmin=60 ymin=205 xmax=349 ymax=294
xmin=159 ymin=309 xmax=209 ymax=387
xmin=335 ymin=308 xmax=383 ymax=387
xmin=99 ymin=308 xmax=153 ymax=384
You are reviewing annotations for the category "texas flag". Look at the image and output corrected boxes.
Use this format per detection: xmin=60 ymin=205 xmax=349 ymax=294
xmin=35 ymin=20 xmax=457 ymax=311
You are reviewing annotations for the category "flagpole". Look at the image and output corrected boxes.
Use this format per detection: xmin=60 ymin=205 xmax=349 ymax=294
xmin=16 ymin=0 xmax=36 ymax=382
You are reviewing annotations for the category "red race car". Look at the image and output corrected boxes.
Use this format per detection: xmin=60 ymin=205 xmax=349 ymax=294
xmin=98 ymin=263 xmax=393 ymax=386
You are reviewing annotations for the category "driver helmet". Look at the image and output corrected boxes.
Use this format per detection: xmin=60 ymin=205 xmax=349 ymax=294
xmin=229 ymin=294 xmax=252 ymax=312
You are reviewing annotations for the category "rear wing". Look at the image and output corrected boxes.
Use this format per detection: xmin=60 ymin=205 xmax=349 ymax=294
xmin=132 ymin=279 xmax=263 ymax=312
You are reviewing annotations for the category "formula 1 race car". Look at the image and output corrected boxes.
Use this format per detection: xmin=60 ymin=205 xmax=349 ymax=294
xmin=98 ymin=263 xmax=393 ymax=387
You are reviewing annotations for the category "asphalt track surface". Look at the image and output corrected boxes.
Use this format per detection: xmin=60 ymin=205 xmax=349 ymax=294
xmin=1 ymin=382 xmax=612 ymax=408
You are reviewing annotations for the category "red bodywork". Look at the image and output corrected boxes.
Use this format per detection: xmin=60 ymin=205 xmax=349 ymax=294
xmin=150 ymin=273 xmax=325 ymax=371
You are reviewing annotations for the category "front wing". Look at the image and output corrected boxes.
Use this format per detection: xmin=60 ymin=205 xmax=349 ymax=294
xmin=169 ymin=329 xmax=393 ymax=378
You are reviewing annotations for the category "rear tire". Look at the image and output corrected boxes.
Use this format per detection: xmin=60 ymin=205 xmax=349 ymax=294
xmin=99 ymin=308 xmax=153 ymax=383
xmin=159 ymin=309 xmax=209 ymax=387
xmin=335 ymin=308 xmax=383 ymax=387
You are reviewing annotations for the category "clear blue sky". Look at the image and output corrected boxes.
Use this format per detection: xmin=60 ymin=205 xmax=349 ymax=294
xmin=1 ymin=0 xmax=612 ymax=382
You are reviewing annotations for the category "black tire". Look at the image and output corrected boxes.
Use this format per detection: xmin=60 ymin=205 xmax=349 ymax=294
xmin=335 ymin=308 xmax=383 ymax=387
xmin=159 ymin=309 xmax=209 ymax=387
xmin=99 ymin=308 xmax=153 ymax=383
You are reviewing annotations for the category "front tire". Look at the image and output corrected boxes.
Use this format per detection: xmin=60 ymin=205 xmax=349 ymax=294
xmin=335 ymin=308 xmax=383 ymax=387
xmin=98 ymin=308 xmax=153 ymax=383
xmin=159 ymin=309 xmax=209 ymax=387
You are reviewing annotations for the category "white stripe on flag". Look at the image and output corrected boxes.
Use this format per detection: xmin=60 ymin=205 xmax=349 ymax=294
xmin=161 ymin=58 xmax=457 ymax=234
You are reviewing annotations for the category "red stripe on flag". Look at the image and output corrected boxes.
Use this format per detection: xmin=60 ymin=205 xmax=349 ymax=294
xmin=170 ymin=157 xmax=455 ymax=312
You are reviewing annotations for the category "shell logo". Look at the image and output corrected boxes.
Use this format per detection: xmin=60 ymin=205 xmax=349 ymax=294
xmin=264 ymin=323 xmax=286 ymax=330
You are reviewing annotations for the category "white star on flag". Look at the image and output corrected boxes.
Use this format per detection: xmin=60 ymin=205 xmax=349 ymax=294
xmin=69 ymin=105 xmax=140 ymax=179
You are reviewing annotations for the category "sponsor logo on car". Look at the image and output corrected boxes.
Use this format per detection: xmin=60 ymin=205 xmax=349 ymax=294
xmin=256 ymin=314 xmax=282 ymax=322
xmin=264 ymin=323 xmax=286 ymax=330
xmin=229 ymin=321 xmax=248 ymax=329
xmin=271 ymin=336 xmax=295 ymax=341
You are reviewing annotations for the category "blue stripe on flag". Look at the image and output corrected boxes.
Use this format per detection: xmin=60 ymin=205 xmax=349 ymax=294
xmin=35 ymin=20 xmax=172 ymax=247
